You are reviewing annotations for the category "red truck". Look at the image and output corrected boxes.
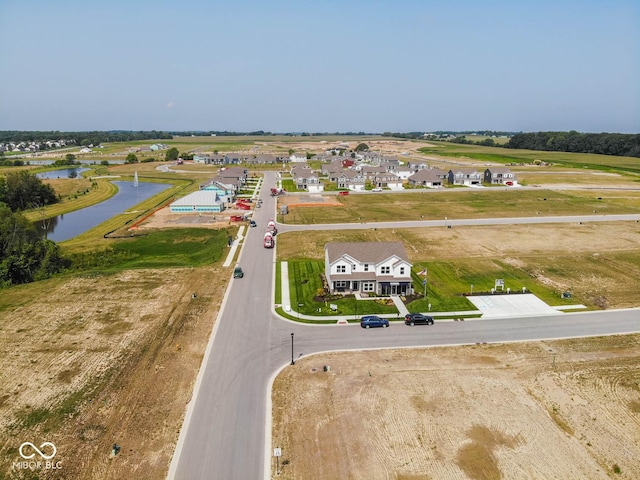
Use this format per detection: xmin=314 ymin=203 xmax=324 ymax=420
xmin=263 ymin=232 xmax=275 ymax=248
xmin=270 ymin=187 xmax=285 ymax=196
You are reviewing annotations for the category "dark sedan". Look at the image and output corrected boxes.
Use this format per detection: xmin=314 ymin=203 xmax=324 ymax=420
xmin=404 ymin=313 xmax=434 ymax=326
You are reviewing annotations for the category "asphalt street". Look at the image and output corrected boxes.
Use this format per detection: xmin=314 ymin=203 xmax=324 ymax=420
xmin=168 ymin=171 xmax=640 ymax=480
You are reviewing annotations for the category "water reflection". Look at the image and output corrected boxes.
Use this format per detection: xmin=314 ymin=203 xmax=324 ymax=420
xmin=39 ymin=181 xmax=170 ymax=242
xmin=36 ymin=168 xmax=90 ymax=179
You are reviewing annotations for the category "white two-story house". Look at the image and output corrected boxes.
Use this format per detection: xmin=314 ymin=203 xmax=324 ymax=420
xmin=324 ymin=242 xmax=414 ymax=296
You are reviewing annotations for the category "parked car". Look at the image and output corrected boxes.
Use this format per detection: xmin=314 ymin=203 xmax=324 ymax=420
xmin=404 ymin=313 xmax=434 ymax=326
xmin=233 ymin=266 xmax=244 ymax=278
xmin=372 ymin=187 xmax=382 ymax=192
xmin=360 ymin=315 xmax=389 ymax=329
xmin=338 ymin=190 xmax=350 ymax=196
xmin=249 ymin=220 xmax=257 ymax=227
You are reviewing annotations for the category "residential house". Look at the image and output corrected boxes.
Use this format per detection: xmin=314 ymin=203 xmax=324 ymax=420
xmin=291 ymin=167 xmax=322 ymax=192
xmin=484 ymin=167 xmax=518 ymax=186
xmin=324 ymin=242 xmax=414 ymax=296
xmin=447 ymin=168 xmax=482 ymax=186
xmin=321 ymin=163 xmax=343 ymax=181
xmin=407 ymin=168 xmax=447 ymax=187
xmin=289 ymin=152 xmax=308 ymax=163
xmin=381 ymin=159 xmax=401 ymax=172
xmin=370 ymin=173 xmax=403 ymax=190
xmin=407 ymin=161 xmax=429 ymax=171
xmin=395 ymin=166 xmax=416 ymax=181
xmin=224 ymin=153 xmax=246 ymax=164
xmin=252 ymin=154 xmax=282 ymax=164
xmin=336 ymin=170 xmax=365 ymax=191
xmin=360 ymin=165 xmax=386 ymax=176
xmin=214 ymin=166 xmax=248 ymax=191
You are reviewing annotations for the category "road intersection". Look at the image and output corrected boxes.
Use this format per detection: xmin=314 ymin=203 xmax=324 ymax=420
xmin=168 ymin=172 xmax=640 ymax=479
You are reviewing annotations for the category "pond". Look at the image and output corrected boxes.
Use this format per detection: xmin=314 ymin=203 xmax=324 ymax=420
xmin=39 ymin=181 xmax=171 ymax=242
xmin=36 ymin=168 xmax=91 ymax=179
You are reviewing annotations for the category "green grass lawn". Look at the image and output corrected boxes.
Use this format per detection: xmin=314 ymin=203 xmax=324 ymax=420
xmin=66 ymin=228 xmax=232 ymax=271
xmin=418 ymin=141 xmax=640 ymax=174
xmin=281 ymin=189 xmax=640 ymax=225
xmin=284 ymin=258 xmax=577 ymax=317
xmin=287 ymin=260 xmax=400 ymax=317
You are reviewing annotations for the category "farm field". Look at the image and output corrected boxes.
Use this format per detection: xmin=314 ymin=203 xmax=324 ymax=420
xmin=418 ymin=141 xmax=640 ymax=173
xmin=272 ymin=335 xmax=640 ymax=479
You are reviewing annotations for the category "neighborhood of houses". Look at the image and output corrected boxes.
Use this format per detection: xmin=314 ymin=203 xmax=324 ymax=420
xmin=168 ymin=149 xmax=518 ymax=213
xmin=0 ymin=139 xmax=76 ymax=153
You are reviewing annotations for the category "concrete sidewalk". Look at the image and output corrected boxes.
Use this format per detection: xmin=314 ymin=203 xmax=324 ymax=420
xmin=223 ymin=225 xmax=245 ymax=267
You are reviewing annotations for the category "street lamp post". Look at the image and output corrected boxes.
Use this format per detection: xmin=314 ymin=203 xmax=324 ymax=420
xmin=290 ymin=333 xmax=295 ymax=365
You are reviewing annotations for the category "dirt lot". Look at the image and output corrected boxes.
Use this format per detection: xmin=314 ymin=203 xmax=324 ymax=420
xmin=0 ymin=266 xmax=225 ymax=479
xmin=272 ymin=335 xmax=640 ymax=479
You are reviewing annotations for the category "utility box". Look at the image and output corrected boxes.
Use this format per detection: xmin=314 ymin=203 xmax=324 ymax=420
xmin=280 ymin=205 xmax=288 ymax=215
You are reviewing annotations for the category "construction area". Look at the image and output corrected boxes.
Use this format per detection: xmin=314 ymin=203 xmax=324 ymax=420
xmin=272 ymin=335 xmax=640 ymax=479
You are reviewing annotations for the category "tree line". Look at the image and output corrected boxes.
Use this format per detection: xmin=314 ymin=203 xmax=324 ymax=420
xmin=0 ymin=130 xmax=172 ymax=145
xmin=504 ymin=131 xmax=640 ymax=157
xmin=0 ymin=172 xmax=66 ymax=286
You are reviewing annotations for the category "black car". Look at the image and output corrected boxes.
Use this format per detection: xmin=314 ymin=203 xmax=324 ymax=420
xmin=404 ymin=313 xmax=434 ymax=326
xmin=360 ymin=315 xmax=389 ymax=329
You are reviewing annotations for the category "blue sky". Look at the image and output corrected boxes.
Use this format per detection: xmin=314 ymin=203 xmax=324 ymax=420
xmin=1 ymin=0 xmax=638 ymax=133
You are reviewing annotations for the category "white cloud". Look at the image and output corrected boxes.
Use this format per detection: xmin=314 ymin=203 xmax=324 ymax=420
xmin=166 ymin=101 xmax=174 ymax=108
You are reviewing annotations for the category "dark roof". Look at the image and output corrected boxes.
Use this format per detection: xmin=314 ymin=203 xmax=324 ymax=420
xmin=326 ymin=242 xmax=410 ymax=265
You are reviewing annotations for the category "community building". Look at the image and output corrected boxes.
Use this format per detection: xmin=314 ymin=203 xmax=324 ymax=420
xmin=169 ymin=190 xmax=225 ymax=213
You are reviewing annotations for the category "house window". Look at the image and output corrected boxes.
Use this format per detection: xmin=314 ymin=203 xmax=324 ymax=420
xmin=337 ymin=265 xmax=346 ymax=273
xmin=381 ymin=266 xmax=390 ymax=274
xmin=335 ymin=281 xmax=348 ymax=288
xmin=363 ymin=282 xmax=375 ymax=292
xmin=364 ymin=264 xmax=369 ymax=272
xmin=400 ymin=267 xmax=405 ymax=275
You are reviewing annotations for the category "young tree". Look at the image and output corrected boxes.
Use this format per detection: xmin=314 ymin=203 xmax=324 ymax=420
xmin=165 ymin=147 xmax=179 ymax=161
xmin=125 ymin=153 xmax=139 ymax=163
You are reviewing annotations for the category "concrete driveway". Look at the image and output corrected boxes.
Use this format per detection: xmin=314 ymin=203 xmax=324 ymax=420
xmin=466 ymin=293 xmax=565 ymax=317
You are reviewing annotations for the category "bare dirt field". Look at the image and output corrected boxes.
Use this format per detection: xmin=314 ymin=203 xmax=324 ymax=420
xmin=134 ymin=205 xmax=234 ymax=230
xmin=0 ymin=266 xmax=226 ymax=479
xmin=272 ymin=335 xmax=640 ymax=480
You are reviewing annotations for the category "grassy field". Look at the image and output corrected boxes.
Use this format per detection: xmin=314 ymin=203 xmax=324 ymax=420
xmin=280 ymin=189 xmax=640 ymax=225
xmin=276 ymin=221 xmax=640 ymax=310
xmin=418 ymin=141 xmax=640 ymax=173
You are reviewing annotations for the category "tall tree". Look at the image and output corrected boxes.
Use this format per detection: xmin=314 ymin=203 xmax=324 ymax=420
xmin=0 ymin=171 xmax=58 ymax=211
xmin=0 ymin=203 xmax=67 ymax=285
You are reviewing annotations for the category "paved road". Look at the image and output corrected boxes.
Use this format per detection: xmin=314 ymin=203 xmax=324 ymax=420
xmin=279 ymin=213 xmax=640 ymax=232
xmin=168 ymin=171 xmax=640 ymax=480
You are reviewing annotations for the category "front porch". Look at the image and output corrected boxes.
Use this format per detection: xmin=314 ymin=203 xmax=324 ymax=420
xmin=331 ymin=280 xmax=413 ymax=296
